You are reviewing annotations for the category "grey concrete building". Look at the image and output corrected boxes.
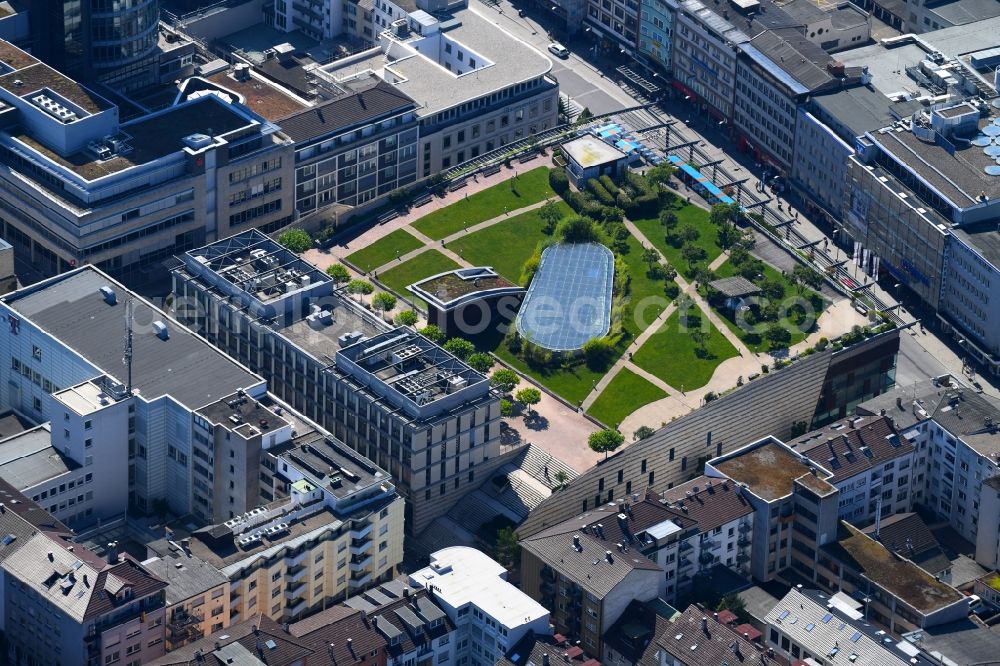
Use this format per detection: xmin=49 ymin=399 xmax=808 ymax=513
xmin=0 ymin=40 xmax=294 ymax=282
xmin=172 ymin=230 xmax=504 ymax=533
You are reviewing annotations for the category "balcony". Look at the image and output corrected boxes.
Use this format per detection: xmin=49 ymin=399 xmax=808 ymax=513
xmin=738 ymin=535 xmax=750 ymax=547
xmin=287 ymin=598 xmax=307 ymax=617
xmin=699 ymin=551 xmax=715 ymax=565
xmin=285 ymin=581 xmax=306 ymax=600
xmin=739 ymin=521 xmax=751 ymax=533
xmin=285 ymin=550 xmax=307 ymax=568
xmin=349 ymin=571 xmax=373 ymax=589
xmin=350 ymin=555 xmax=373 ymax=572
xmin=285 ymin=565 xmax=307 ymax=583
xmin=351 ymin=538 xmax=373 ymax=555
xmin=679 ymin=540 xmax=694 ymax=552
xmin=350 ymin=523 xmax=373 ymax=539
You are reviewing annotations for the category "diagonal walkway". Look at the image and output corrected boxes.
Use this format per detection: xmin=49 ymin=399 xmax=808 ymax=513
xmin=370 ymin=197 xmax=558 ymax=275
xmin=624 ymin=218 xmax=751 ymax=357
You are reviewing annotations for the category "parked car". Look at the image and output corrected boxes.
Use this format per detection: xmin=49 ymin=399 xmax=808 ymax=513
xmin=548 ymin=42 xmax=569 ymax=58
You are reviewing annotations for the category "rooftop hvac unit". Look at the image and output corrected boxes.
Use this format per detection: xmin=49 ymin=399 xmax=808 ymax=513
xmin=152 ymin=321 xmax=169 ymax=340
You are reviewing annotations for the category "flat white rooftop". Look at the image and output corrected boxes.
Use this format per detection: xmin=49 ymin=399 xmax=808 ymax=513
xmin=563 ymin=135 xmax=627 ymax=168
xmin=410 ymin=547 xmax=548 ymax=629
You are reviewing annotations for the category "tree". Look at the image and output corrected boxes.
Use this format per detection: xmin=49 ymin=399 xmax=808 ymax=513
xmin=575 ymin=107 xmax=593 ymax=124
xmin=490 ymin=368 xmax=521 ymax=395
xmin=682 ymin=243 xmax=707 ymax=265
xmin=659 ymin=210 xmax=679 ymax=229
xmin=325 ymin=263 xmax=351 ymax=285
xmin=495 ymin=526 xmax=520 ymax=568
xmin=680 ymin=225 xmax=700 ymax=243
xmin=419 ymin=324 xmax=446 ymax=343
xmin=690 ymin=329 xmax=710 ymax=357
xmin=466 ymin=352 xmax=493 ymax=374
xmin=582 ymin=337 xmax=615 ymax=371
xmin=760 ymin=278 xmax=786 ymax=301
xmin=717 ymin=223 xmax=742 ymax=250
xmin=791 ymin=264 xmax=823 ymax=293
xmin=346 ymin=279 xmax=374 ymax=301
xmin=538 ymin=200 xmax=563 ymax=235
xmin=641 ymin=247 xmax=661 ymax=267
xmin=371 ymin=292 xmax=397 ymax=314
xmin=588 ymin=429 xmax=625 ymax=459
xmin=646 ymin=163 xmax=676 ymax=186
xmin=556 ymin=215 xmax=603 ymax=244
xmin=554 ymin=470 xmax=569 ymax=486
xmin=765 ymin=323 xmax=792 ymax=346
xmin=278 ymin=228 xmax=312 ymax=253
xmin=515 ymin=388 xmax=542 ymax=416
xmin=500 ymin=398 xmax=513 ymax=417
xmin=443 ymin=337 xmax=476 ymax=360
xmin=709 ymin=202 xmax=741 ymax=227
xmin=394 ymin=310 xmax=419 ymax=326
xmin=633 ymin=425 xmax=656 ymax=441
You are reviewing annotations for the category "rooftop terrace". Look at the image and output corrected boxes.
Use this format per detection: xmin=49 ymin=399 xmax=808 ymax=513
xmin=711 ymin=438 xmax=819 ymax=501
xmin=409 ymin=267 xmax=521 ymax=310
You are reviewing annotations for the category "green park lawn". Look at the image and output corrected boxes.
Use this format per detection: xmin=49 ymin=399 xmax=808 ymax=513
xmin=587 ymin=368 xmax=667 ymax=428
xmin=345 ymin=229 xmax=424 ymax=272
xmin=632 ymin=304 xmax=738 ymax=391
xmin=412 ymin=167 xmax=554 ymax=239
xmin=631 ymin=202 xmax=724 ymax=276
xmin=619 ymin=233 xmax=672 ymax=339
xmin=711 ymin=260 xmax=826 ymax=352
xmin=447 ymin=200 xmax=572 ymax=283
xmin=377 ymin=250 xmax=461 ymax=309
xmin=493 ymin=346 xmax=607 ymax=406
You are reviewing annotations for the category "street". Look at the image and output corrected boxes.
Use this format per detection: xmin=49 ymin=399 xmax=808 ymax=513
xmin=476 ymin=0 xmax=999 ymax=396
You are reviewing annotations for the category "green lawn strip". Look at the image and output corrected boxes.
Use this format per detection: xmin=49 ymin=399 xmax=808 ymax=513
xmin=492 ymin=346 xmax=606 ymax=405
xmin=619 ymin=233 xmax=670 ymax=339
xmin=631 ymin=203 xmax=723 ymax=276
xmin=711 ymin=260 xmax=826 ymax=353
xmin=345 ymin=229 xmax=424 ymax=273
xmin=413 ymin=167 xmax=553 ymax=239
xmin=587 ymin=368 xmax=667 ymax=428
xmin=447 ymin=201 xmax=572 ymax=283
xmin=632 ymin=305 xmax=738 ymax=391
xmin=377 ymin=250 xmax=461 ymax=310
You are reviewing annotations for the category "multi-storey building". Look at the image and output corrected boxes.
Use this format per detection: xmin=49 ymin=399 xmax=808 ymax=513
xmin=280 ymin=76 xmax=420 ymax=219
xmin=788 ymin=415 xmax=916 ymax=525
xmin=858 ymin=378 xmax=1000 ymax=556
xmin=0 ymin=39 xmax=294 ymax=281
xmin=172 ymin=230 xmax=504 ymax=533
xmin=21 ymin=0 xmax=162 ymax=93
xmin=313 ymin=4 xmax=559 ymax=177
xmin=637 ymin=0 xmax=678 ymax=74
xmin=409 ymin=547 xmax=550 ymax=666
xmin=586 ymin=0 xmax=640 ymax=55
xmin=147 ymin=430 xmax=404 ymax=623
xmin=4 ymin=536 xmax=168 ymax=666
xmin=0 ymin=266 xmax=287 ymax=524
xmin=707 ymin=437 xmax=842 ymax=582
xmin=521 ymin=483 xmax=753 ymax=653
xmin=142 ymin=551 xmax=231 ymax=652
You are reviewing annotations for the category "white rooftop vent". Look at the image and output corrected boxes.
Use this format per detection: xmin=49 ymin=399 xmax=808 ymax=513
xmin=152 ymin=321 xmax=168 ymax=340
xmin=182 ymin=133 xmax=214 ymax=150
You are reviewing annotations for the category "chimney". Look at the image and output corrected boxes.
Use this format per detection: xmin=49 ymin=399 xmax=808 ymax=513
xmin=605 ymin=550 xmax=614 ymax=564
xmin=543 ymin=654 xmax=550 ymax=666
xmin=731 ymin=640 xmax=742 ymax=658
xmin=283 ymin=622 xmax=291 ymax=633
xmin=596 ymin=523 xmax=604 ymax=538
xmin=616 ymin=543 xmax=623 ymax=552
xmin=107 ymin=541 xmax=119 ymax=564
xmin=47 ymin=550 xmax=54 ymax=562
xmin=573 ymin=535 xmax=582 ymax=551
xmin=253 ymin=625 xmax=260 ymax=635
xmin=701 ymin=617 xmax=709 ymax=635
xmin=403 ymin=587 xmax=410 ymax=598
xmin=215 ymin=641 xmax=221 ymax=650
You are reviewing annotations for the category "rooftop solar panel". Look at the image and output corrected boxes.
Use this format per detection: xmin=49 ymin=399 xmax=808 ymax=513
xmin=516 ymin=242 xmax=614 ymax=351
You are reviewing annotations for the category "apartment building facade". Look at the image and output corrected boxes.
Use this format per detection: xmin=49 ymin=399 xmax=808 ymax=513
xmin=0 ymin=39 xmax=293 ymax=281
xmin=586 ymin=0 xmax=641 ymax=55
xmin=172 ymin=230 xmax=504 ymax=533
xmin=280 ymin=77 xmax=420 ymax=219
xmin=638 ymin=0 xmax=678 ymax=73
xmin=142 ymin=554 xmax=231 ymax=652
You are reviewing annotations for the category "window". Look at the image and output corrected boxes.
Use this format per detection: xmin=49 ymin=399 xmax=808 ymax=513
xmin=85 ymin=420 xmax=92 ymax=430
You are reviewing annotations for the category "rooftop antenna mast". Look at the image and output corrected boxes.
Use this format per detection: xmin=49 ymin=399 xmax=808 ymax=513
xmin=123 ymin=298 xmax=134 ymax=396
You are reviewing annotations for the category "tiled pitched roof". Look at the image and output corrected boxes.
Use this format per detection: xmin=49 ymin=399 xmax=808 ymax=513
xmin=861 ymin=513 xmax=951 ymax=576
xmin=521 ymin=505 xmax=663 ymax=599
xmin=84 ymin=557 xmax=168 ymax=621
xmin=659 ymin=477 xmax=753 ymax=533
xmin=277 ymin=79 xmax=416 ymax=142
xmin=791 ymin=416 xmax=911 ymax=483
xmin=148 ymin=614 xmax=314 ymax=666
xmin=650 ymin=605 xmax=770 ymax=666
xmin=498 ymin=632 xmax=596 ymax=666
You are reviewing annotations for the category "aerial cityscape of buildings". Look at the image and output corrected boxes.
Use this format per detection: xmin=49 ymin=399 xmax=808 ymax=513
xmin=0 ymin=0 xmax=998 ymax=664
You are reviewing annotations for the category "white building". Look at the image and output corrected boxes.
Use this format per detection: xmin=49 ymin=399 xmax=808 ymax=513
xmin=857 ymin=379 xmax=1000 ymax=552
xmin=410 ymin=547 xmax=550 ymax=666
xmin=788 ymin=415 xmax=916 ymax=525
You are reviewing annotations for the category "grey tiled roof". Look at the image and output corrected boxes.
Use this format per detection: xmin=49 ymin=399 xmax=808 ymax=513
xmin=277 ymin=78 xmax=416 ymax=143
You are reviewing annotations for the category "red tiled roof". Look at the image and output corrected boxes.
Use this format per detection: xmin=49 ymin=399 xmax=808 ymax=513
xmin=734 ymin=623 xmax=761 ymax=641
xmin=717 ymin=610 xmax=738 ymax=625
xmin=566 ymin=646 xmax=584 ymax=658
